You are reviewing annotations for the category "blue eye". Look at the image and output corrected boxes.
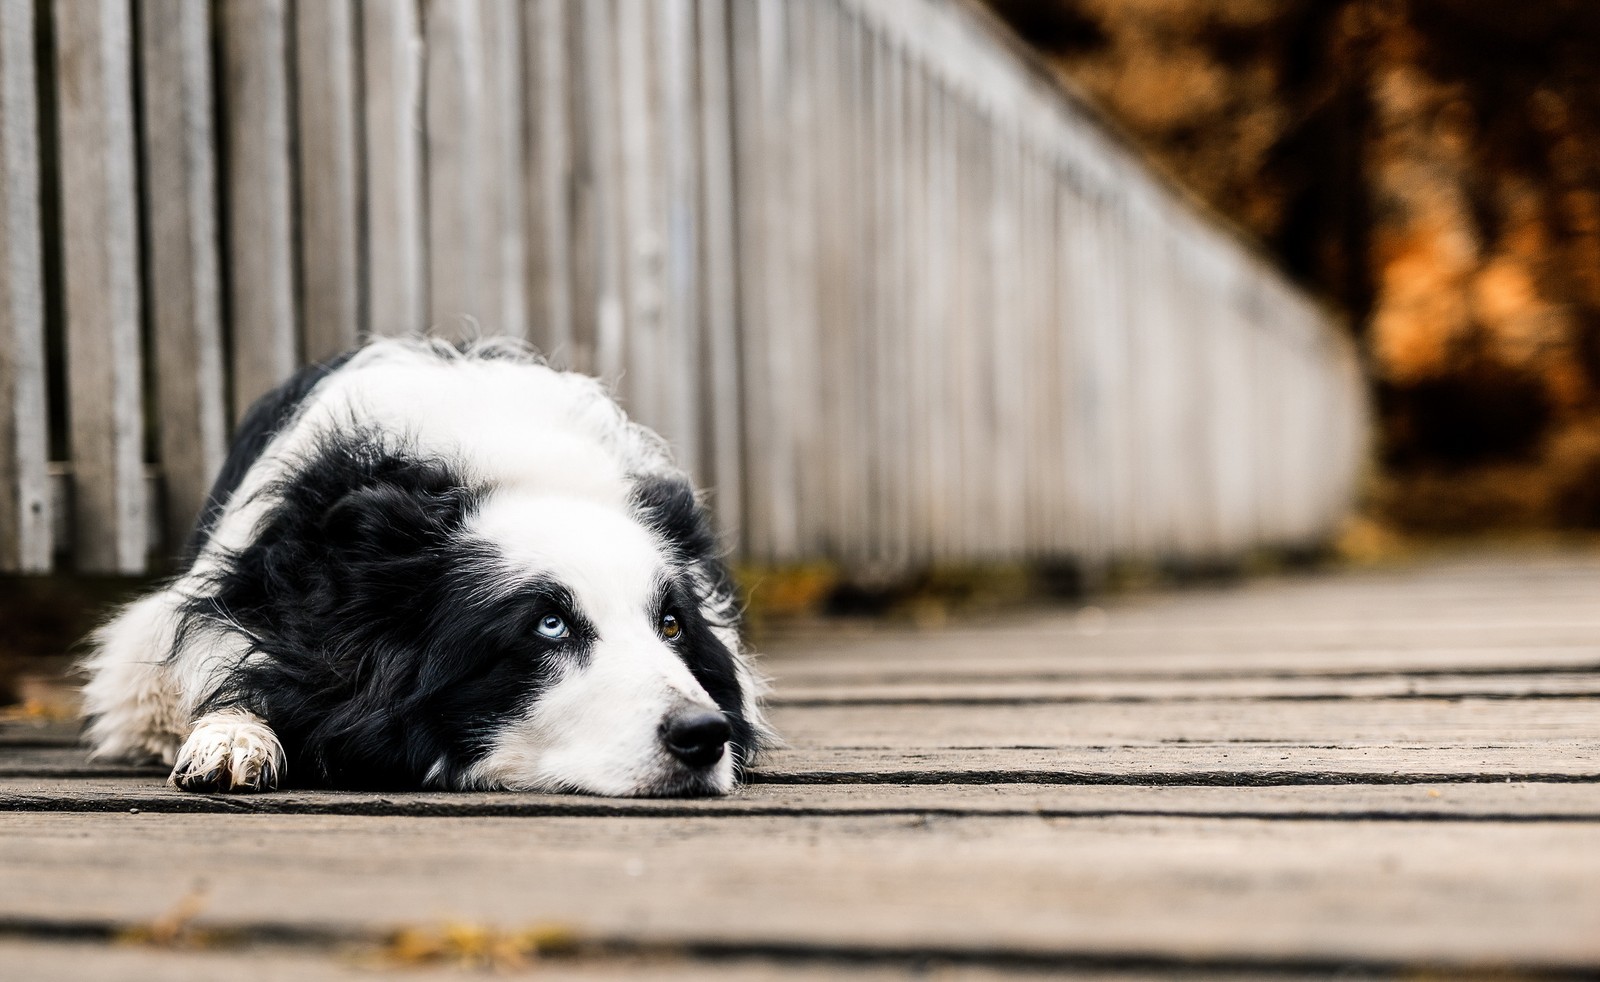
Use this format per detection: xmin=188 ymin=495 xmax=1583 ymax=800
xmin=536 ymin=614 xmax=569 ymax=639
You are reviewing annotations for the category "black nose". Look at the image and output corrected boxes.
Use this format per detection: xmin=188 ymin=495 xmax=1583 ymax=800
xmin=661 ymin=710 xmax=731 ymax=768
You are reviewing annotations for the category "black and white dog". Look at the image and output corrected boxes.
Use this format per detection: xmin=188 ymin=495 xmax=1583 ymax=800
xmin=81 ymin=338 xmax=769 ymax=796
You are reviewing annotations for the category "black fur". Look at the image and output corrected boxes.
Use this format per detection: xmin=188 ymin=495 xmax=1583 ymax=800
xmin=181 ymin=432 xmax=595 ymax=789
xmin=175 ymin=439 xmax=749 ymax=791
xmin=631 ymin=475 xmax=754 ymax=770
xmin=184 ymin=353 xmax=356 ymax=565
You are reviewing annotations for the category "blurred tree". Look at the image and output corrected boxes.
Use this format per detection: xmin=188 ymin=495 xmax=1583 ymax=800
xmin=986 ymin=0 xmax=1600 ymax=529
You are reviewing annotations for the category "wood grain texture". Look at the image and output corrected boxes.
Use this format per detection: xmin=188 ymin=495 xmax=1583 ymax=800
xmin=294 ymin=0 xmax=363 ymax=360
xmin=136 ymin=0 xmax=228 ymax=552
xmin=359 ymin=0 xmax=426 ymax=337
xmin=0 ymin=0 xmax=50 ymax=571
xmin=219 ymin=0 xmax=298 ymax=419
xmin=5 ymin=556 xmax=1600 ymax=972
xmin=51 ymin=0 xmax=147 ymax=573
xmin=10 ymin=0 xmax=1368 ymax=572
xmin=3 ymin=810 xmax=1598 ymax=968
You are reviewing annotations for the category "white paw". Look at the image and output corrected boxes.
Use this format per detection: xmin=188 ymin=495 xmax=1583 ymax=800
xmin=169 ymin=712 xmax=286 ymax=793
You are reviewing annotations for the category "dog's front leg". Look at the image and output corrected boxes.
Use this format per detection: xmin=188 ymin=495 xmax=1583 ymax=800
xmin=169 ymin=709 xmax=286 ymax=793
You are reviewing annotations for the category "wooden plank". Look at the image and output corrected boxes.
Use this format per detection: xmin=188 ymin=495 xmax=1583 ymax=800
xmin=3 ymin=811 xmax=1598 ymax=968
xmin=0 ymin=0 xmax=51 ymax=572
xmin=766 ymin=697 xmax=1600 ymax=745
xmin=136 ymin=0 xmax=228 ymax=554
xmin=783 ymin=0 xmax=823 ymax=556
xmin=524 ymin=0 xmax=575 ymax=359
xmin=7 ymin=738 xmax=1597 ymax=786
xmin=657 ymin=0 xmax=701 ymax=476
xmin=51 ymin=0 xmax=148 ymax=574
xmin=614 ymin=0 xmax=663 ymax=421
xmin=764 ymin=633 xmax=1600 ymax=676
xmin=576 ymin=0 xmax=626 ymax=381
xmin=478 ymin=0 xmax=528 ymax=340
xmin=8 ymin=776 xmax=1600 ymax=822
xmin=770 ymin=674 xmax=1600 ymax=704
xmin=694 ymin=0 xmax=744 ymax=544
xmin=421 ymin=0 xmax=484 ymax=340
xmin=0 ymin=940 xmax=1067 ymax=982
xmin=728 ymin=0 xmax=771 ymax=559
xmin=294 ymin=0 xmax=362 ymax=360
xmin=359 ymin=0 xmax=426 ymax=337
xmin=753 ymin=0 xmax=798 ymax=559
xmin=220 ymin=0 xmax=298 ymax=418
xmin=753 ymin=743 xmax=1600 ymax=784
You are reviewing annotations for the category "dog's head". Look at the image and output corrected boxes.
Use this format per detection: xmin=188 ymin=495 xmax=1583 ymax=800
xmin=451 ymin=481 xmax=758 ymax=795
xmin=199 ymin=440 xmax=764 ymax=796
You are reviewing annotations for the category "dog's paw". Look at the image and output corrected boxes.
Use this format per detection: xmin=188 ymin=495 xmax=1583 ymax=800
xmin=169 ymin=712 xmax=285 ymax=793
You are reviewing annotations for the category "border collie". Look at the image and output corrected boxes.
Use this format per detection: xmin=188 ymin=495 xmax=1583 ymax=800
xmin=80 ymin=337 xmax=770 ymax=796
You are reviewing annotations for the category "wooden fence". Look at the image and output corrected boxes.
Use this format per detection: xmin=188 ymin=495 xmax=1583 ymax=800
xmin=0 ymin=0 xmax=1367 ymax=576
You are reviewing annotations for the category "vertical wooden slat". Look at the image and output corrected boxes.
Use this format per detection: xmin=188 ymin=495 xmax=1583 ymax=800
xmin=811 ymin=0 xmax=848 ymax=556
xmin=577 ymin=0 xmax=626 ymax=382
xmin=220 ymin=0 xmax=297 ymax=419
xmin=360 ymin=0 xmax=425 ymax=338
xmin=0 ymin=0 xmax=50 ymax=571
xmin=657 ymin=0 xmax=701 ymax=474
xmin=782 ymin=0 xmax=820 ymax=556
xmin=694 ymin=0 xmax=743 ymax=544
xmin=840 ymin=3 xmax=874 ymax=563
xmin=755 ymin=0 xmax=798 ymax=560
xmin=422 ymin=0 xmax=483 ymax=339
xmin=615 ymin=0 xmax=662 ymax=421
xmin=52 ymin=0 xmax=146 ymax=573
xmin=138 ymin=0 xmax=228 ymax=551
xmin=728 ymin=0 xmax=771 ymax=559
xmin=480 ymin=0 xmax=527 ymax=339
xmin=1 ymin=0 xmax=1370 ymax=576
xmin=525 ymin=0 xmax=574 ymax=359
xmin=294 ymin=0 xmax=362 ymax=361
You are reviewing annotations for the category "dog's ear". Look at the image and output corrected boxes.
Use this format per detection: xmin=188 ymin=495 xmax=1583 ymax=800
xmin=318 ymin=459 xmax=469 ymax=556
xmin=631 ymin=474 xmax=717 ymax=565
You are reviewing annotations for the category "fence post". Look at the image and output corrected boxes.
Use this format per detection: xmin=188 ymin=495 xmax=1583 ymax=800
xmin=0 ymin=0 xmax=50 ymax=572
xmin=53 ymin=0 xmax=148 ymax=574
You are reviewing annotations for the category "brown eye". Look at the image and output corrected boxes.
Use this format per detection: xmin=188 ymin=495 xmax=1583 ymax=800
xmin=659 ymin=613 xmax=682 ymax=640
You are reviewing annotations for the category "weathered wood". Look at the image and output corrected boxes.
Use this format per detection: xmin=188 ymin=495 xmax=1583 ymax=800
xmin=136 ymin=0 xmax=228 ymax=553
xmin=359 ymin=0 xmax=426 ymax=337
xmin=771 ymin=674 xmax=1600 ymax=704
xmin=769 ymin=697 xmax=1600 ymax=745
xmin=7 ymin=776 xmax=1600 ymax=821
xmin=3 ymin=811 xmax=1598 ymax=968
xmin=294 ymin=0 xmax=363 ymax=360
xmin=694 ymin=0 xmax=743 ymax=542
xmin=51 ymin=0 xmax=147 ymax=573
xmin=5 ymin=557 xmax=1600 ymax=972
xmin=655 ymin=0 xmax=702 ymax=475
xmin=0 ymin=940 xmax=1064 ymax=982
xmin=421 ymin=0 xmax=484 ymax=340
xmin=478 ymin=0 xmax=528 ymax=340
xmin=576 ymin=0 xmax=626 ymax=381
xmin=6 ymin=738 xmax=1596 ymax=786
xmin=220 ymin=0 xmax=298 ymax=419
xmin=0 ymin=0 xmax=50 ymax=571
xmin=6 ymin=0 xmax=1368 ymax=573
xmin=524 ymin=0 xmax=575 ymax=359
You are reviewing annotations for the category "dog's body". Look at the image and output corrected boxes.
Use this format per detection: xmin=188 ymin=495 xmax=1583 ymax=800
xmin=81 ymin=338 xmax=768 ymax=796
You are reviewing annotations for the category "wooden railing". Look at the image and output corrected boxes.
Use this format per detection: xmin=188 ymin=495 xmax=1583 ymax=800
xmin=0 ymin=0 xmax=1367 ymax=575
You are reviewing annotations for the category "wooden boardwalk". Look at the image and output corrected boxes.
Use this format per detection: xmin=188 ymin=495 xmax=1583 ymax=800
xmin=3 ymin=553 xmax=1599 ymax=979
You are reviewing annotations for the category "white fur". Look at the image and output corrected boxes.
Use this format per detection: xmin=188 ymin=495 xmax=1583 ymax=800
xmin=82 ymin=337 xmax=769 ymax=794
xmin=169 ymin=709 xmax=286 ymax=792
xmin=460 ymin=495 xmax=734 ymax=794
